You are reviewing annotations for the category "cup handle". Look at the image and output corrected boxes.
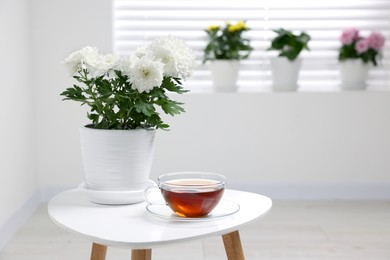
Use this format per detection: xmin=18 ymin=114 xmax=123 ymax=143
xmin=144 ymin=182 xmax=166 ymax=205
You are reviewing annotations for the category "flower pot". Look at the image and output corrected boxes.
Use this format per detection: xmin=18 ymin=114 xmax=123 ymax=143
xmin=209 ymin=60 xmax=239 ymax=92
xmin=79 ymin=127 xmax=156 ymax=194
xmin=339 ymin=59 xmax=369 ymax=90
xmin=271 ymin=57 xmax=302 ymax=91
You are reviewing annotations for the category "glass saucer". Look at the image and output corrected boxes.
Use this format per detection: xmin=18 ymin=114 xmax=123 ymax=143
xmin=146 ymin=200 xmax=240 ymax=221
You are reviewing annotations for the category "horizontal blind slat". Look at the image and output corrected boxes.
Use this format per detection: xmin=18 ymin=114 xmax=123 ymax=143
xmin=115 ymin=10 xmax=390 ymax=21
xmin=114 ymin=0 xmax=390 ymax=10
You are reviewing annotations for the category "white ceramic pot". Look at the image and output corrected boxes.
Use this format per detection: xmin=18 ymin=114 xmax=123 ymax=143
xmin=339 ymin=59 xmax=369 ymax=90
xmin=271 ymin=57 xmax=302 ymax=91
xmin=79 ymin=127 xmax=156 ymax=192
xmin=209 ymin=60 xmax=239 ymax=92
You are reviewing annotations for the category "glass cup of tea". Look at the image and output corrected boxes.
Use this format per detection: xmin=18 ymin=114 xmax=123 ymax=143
xmin=145 ymin=172 xmax=227 ymax=218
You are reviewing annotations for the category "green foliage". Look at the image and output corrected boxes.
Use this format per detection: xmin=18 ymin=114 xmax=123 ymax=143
xmin=268 ymin=28 xmax=311 ymax=61
xmin=203 ymin=21 xmax=253 ymax=63
xmin=60 ymin=70 xmax=188 ymax=130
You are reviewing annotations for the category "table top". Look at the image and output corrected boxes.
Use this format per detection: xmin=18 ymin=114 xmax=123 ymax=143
xmin=48 ymin=189 xmax=272 ymax=249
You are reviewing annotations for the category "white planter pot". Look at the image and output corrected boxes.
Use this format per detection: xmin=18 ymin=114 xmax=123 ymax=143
xmin=339 ymin=60 xmax=369 ymax=90
xmin=271 ymin=57 xmax=302 ymax=91
xmin=209 ymin=60 xmax=239 ymax=92
xmin=79 ymin=127 xmax=155 ymax=193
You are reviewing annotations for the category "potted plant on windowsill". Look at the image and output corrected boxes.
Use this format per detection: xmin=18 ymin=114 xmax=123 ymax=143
xmin=203 ymin=21 xmax=253 ymax=92
xmin=267 ymin=28 xmax=311 ymax=91
xmin=338 ymin=28 xmax=385 ymax=90
xmin=61 ymin=36 xmax=195 ymax=204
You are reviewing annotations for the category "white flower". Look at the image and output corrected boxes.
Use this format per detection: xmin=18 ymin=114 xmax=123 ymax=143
xmin=128 ymin=55 xmax=164 ymax=93
xmin=146 ymin=36 xmax=196 ymax=79
xmin=135 ymin=45 xmax=149 ymax=58
xmin=63 ymin=46 xmax=118 ymax=78
xmin=85 ymin=53 xmax=119 ymax=78
xmin=149 ymin=44 xmax=176 ymax=75
xmin=81 ymin=48 xmax=101 ymax=73
xmin=99 ymin=53 xmax=119 ymax=71
xmin=63 ymin=51 xmax=81 ymax=75
xmin=63 ymin=46 xmax=98 ymax=75
xmin=115 ymin=55 xmax=138 ymax=75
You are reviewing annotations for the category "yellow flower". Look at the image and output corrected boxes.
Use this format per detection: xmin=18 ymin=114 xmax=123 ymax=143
xmin=236 ymin=21 xmax=248 ymax=30
xmin=207 ymin=25 xmax=220 ymax=31
xmin=228 ymin=24 xmax=241 ymax=32
xmin=227 ymin=21 xmax=248 ymax=32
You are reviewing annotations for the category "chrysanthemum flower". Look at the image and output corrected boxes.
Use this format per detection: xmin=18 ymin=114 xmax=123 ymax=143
xmin=128 ymin=56 xmax=164 ymax=93
xmin=207 ymin=25 xmax=220 ymax=31
xmin=367 ymin=32 xmax=385 ymax=50
xmin=340 ymin=28 xmax=359 ymax=45
xmin=63 ymin=46 xmax=100 ymax=75
xmin=146 ymin=36 xmax=196 ymax=79
xmin=355 ymin=38 xmax=369 ymax=54
xmin=90 ymin=53 xmax=119 ymax=78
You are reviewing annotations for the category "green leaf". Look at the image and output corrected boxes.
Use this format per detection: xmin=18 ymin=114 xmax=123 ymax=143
xmin=162 ymin=77 xmax=179 ymax=92
xmin=134 ymin=98 xmax=155 ymax=117
xmin=60 ymin=85 xmax=86 ymax=101
xmin=268 ymin=28 xmax=311 ymax=61
xmin=161 ymin=100 xmax=185 ymax=116
xmin=87 ymin=113 xmax=100 ymax=124
xmin=281 ymin=47 xmax=301 ymax=61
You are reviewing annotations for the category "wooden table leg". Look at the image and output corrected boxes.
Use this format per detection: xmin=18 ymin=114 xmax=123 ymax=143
xmin=222 ymin=230 xmax=245 ymax=260
xmin=90 ymin=243 xmax=107 ymax=260
xmin=131 ymin=249 xmax=152 ymax=260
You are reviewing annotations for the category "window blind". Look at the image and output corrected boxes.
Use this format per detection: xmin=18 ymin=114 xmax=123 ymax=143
xmin=113 ymin=0 xmax=390 ymax=91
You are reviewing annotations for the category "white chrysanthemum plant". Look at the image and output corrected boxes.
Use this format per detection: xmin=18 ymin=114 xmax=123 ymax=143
xmin=61 ymin=36 xmax=196 ymax=130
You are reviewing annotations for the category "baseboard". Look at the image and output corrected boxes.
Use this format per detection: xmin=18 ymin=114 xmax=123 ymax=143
xmin=229 ymin=182 xmax=390 ymax=200
xmin=0 ymin=190 xmax=41 ymax=250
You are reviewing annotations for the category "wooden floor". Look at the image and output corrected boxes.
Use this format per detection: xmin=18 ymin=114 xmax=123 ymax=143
xmin=1 ymin=201 xmax=390 ymax=260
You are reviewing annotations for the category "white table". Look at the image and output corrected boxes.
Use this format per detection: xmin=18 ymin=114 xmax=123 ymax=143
xmin=48 ymin=189 xmax=272 ymax=260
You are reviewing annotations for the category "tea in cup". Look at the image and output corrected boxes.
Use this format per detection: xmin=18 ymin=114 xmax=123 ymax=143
xmin=145 ymin=172 xmax=227 ymax=218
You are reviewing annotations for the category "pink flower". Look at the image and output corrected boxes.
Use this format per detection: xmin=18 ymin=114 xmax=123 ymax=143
xmin=367 ymin=32 xmax=385 ymax=50
xmin=340 ymin=28 xmax=359 ymax=45
xmin=355 ymin=38 xmax=369 ymax=54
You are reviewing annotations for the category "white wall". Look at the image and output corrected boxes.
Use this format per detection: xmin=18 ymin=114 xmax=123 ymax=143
xmin=0 ymin=0 xmax=39 ymax=247
xmin=30 ymin=0 xmax=390 ymax=200
xmin=32 ymin=0 xmax=113 ymax=193
xmin=151 ymin=92 xmax=390 ymax=199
